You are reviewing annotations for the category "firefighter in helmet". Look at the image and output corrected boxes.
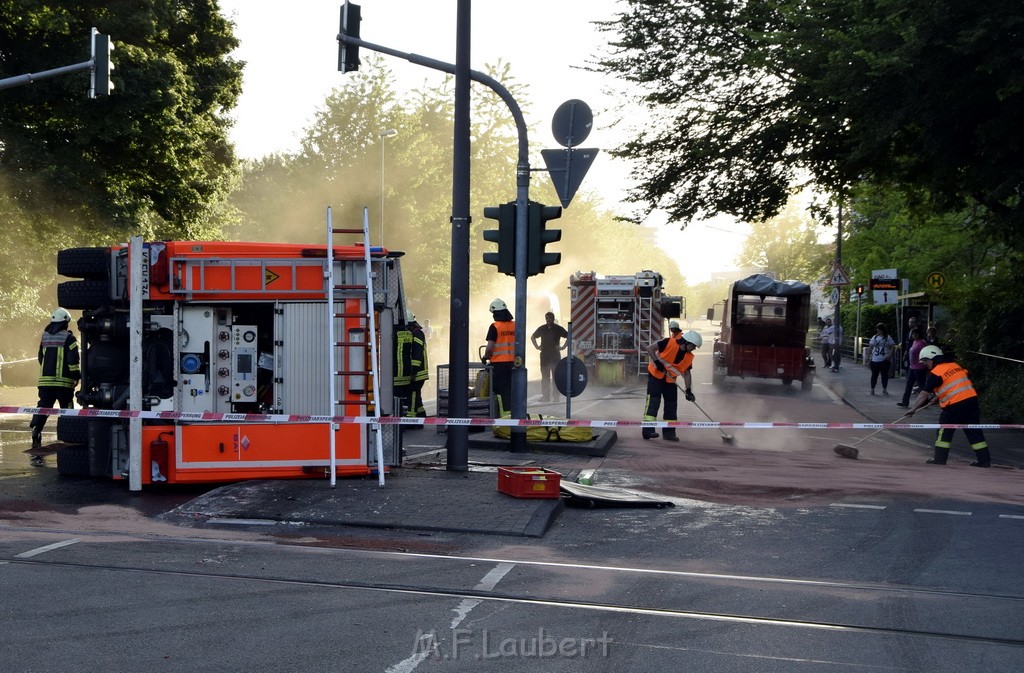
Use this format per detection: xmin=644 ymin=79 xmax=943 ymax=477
xmin=642 ymin=322 xmax=702 ymax=441
xmin=483 ymin=298 xmax=515 ymax=415
xmin=29 ymin=308 xmax=80 ymax=456
xmin=394 ymin=309 xmax=429 ymax=423
xmin=907 ymin=345 xmax=991 ymax=467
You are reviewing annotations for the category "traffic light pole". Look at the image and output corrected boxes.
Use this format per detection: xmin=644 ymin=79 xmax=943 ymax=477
xmin=338 ymin=23 xmax=533 ymax=456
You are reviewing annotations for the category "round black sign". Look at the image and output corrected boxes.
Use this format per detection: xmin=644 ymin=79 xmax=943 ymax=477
xmin=551 ymin=99 xmax=593 ymax=148
xmin=554 ymin=356 xmax=588 ymax=397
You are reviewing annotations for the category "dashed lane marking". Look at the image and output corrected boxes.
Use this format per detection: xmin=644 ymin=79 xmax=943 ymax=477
xmin=830 ymin=503 xmax=886 ymax=510
xmin=999 ymin=514 xmax=1024 ymax=520
xmin=914 ymin=509 xmax=971 ymax=516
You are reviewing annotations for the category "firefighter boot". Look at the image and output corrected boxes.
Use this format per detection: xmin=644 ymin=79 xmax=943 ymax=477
xmin=641 ymin=428 xmax=659 ymax=440
xmin=926 ymin=447 xmax=949 ymax=465
xmin=970 ymin=447 xmax=991 ymax=468
xmin=662 ymin=428 xmax=680 ymax=442
xmin=30 ymin=426 xmax=42 ymax=449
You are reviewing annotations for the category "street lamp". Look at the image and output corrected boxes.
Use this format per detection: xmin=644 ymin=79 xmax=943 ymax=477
xmin=379 ymin=129 xmax=398 ymax=246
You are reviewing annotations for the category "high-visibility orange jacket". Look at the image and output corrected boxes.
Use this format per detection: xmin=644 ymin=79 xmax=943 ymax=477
xmin=489 ymin=320 xmax=515 ymax=363
xmin=647 ymin=336 xmax=692 ymax=383
xmin=930 ymin=362 xmax=978 ymax=408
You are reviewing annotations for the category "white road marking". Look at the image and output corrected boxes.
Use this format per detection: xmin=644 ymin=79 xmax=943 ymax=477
xmin=999 ymin=514 xmax=1024 ymax=520
xmin=830 ymin=503 xmax=886 ymax=510
xmin=914 ymin=509 xmax=971 ymax=516
xmin=387 ymin=562 xmax=516 ymax=673
xmin=207 ymin=518 xmax=278 ymax=526
xmin=15 ymin=538 xmax=81 ymax=558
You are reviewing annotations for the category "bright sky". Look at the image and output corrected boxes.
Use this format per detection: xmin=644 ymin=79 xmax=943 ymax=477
xmin=217 ymin=0 xmax=745 ymax=283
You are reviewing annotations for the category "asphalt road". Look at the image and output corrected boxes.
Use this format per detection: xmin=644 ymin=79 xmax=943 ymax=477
xmin=3 ymin=324 xmax=1024 ymax=671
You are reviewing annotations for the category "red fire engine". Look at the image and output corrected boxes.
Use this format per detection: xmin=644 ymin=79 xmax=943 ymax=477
xmin=52 ymin=229 xmax=406 ymax=487
xmin=569 ymin=271 xmax=683 ymax=382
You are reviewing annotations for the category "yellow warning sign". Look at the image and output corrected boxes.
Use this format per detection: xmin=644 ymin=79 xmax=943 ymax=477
xmin=264 ymin=269 xmax=280 ymax=285
xmin=926 ymin=272 xmax=945 ymax=290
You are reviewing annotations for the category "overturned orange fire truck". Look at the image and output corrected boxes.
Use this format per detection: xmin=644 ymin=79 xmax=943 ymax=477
xmin=52 ymin=236 xmax=406 ymax=485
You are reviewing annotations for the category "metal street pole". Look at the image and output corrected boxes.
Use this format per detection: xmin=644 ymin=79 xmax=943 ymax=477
xmin=379 ymin=129 xmax=397 ymax=246
xmin=833 ymin=199 xmax=844 ymax=366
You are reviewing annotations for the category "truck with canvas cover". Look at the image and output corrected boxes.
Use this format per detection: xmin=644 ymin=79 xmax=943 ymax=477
xmin=712 ymin=274 xmax=815 ymax=390
xmin=51 ymin=238 xmax=407 ymax=485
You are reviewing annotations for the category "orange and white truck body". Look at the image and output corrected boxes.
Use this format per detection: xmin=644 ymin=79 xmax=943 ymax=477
xmin=568 ymin=270 xmax=683 ymax=379
xmin=54 ymin=239 xmax=406 ymax=485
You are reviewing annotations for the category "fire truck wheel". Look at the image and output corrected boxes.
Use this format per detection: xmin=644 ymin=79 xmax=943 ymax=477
xmin=57 ymin=280 xmax=111 ymax=310
xmin=56 ymin=415 xmax=89 ymax=445
xmin=801 ymin=374 xmax=815 ymax=392
xmin=57 ymin=247 xmax=110 ymax=280
xmin=56 ymin=444 xmax=90 ymax=476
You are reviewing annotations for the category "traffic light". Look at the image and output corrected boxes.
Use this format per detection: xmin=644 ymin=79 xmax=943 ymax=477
xmin=527 ymin=201 xmax=562 ymax=276
xmin=90 ymin=30 xmax=114 ymax=98
xmin=482 ymin=202 xmax=516 ymax=275
xmin=338 ymin=2 xmax=362 ymax=73
xmin=855 ymin=284 xmax=865 ymax=296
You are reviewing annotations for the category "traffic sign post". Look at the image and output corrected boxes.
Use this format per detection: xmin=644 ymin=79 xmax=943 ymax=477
xmin=825 ymin=263 xmax=851 ymax=287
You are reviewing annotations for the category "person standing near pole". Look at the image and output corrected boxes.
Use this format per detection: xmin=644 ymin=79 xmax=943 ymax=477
xmin=483 ymin=298 xmax=515 ymax=416
xmin=641 ymin=321 xmax=701 ymax=441
xmin=29 ymin=308 xmax=80 ymax=457
xmin=906 ymin=345 xmax=990 ymax=467
xmin=530 ymin=311 xmax=568 ymax=402
xmin=822 ymin=317 xmax=843 ymax=372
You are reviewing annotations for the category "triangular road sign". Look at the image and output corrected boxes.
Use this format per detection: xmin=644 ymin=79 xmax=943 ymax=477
xmin=541 ymin=147 xmax=599 ymax=208
xmin=826 ymin=263 xmax=850 ymax=286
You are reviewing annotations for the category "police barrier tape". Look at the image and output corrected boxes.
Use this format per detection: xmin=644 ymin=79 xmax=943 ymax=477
xmin=1 ymin=405 xmax=1022 ymax=431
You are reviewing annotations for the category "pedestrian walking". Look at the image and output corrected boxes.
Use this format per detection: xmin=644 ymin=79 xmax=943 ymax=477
xmin=868 ymin=323 xmax=896 ymax=395
xmin=896 ymin=328 xmax=927 ymax=407
xmin=29 ymin=308 xmax=80 ymax=456
xmin=483 ymin=298 xmax=515 ymax=415
xmin=394 ymin=309 xmax=429 ymax=421
xmin=530 ymin=311 xmax=568 ymax=402
xmin=907 ymin=345 xmax=990 ymax=467
xmin=821 ymin=317 xmax=843 ymax=371
xmin=641 ymin=321 xmax=702 ymax=441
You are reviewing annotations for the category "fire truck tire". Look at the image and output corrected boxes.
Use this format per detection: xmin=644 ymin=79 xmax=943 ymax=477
xmin=56 ymin=444 xmax=90 ymax=476
xmin=57 ymin=280 xmax=111 ymax=310
xmin=801 ymin=374 xmax=815 ymax=392
xmin=57 ymin=247 xmax=110 ymax=280
xmin=56 ymin=415 xmax=89 ymax=445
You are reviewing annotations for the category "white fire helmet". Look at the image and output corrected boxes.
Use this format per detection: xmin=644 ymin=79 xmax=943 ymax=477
xmin=919 ymin=345 xmax=943 ymax=361
xmin=681 ymin=330 xmax=703 ymax=348
xmin=51 ymin=307 xmax=72 ymax=323
xmin=489 ymin=298 xmax=507 ymax=313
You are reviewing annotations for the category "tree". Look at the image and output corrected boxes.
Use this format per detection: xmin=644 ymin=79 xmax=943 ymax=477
xmin=736 ymin=203 xmax=832 ymax=282
xmin=0 ymin=0 xmax=243 ymax=237
xmin=230 ymin=57 xmax=683 ymax=339
xmin=596 ymin=0 xmax=1024 ymax=237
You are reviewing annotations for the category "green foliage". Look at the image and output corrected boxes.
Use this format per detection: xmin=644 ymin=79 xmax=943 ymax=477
xmin=597 ymin=0 xmax=1024 ymax=235
xmin=0 ymin=1 xmax=244 ymax=334
xmin=736 ymin=202 xmax=833 ymax=282
xmin=0 ymin=0 xmax=243 ymax=235
xmin=230 ymin=57 xmax=683 ymax=338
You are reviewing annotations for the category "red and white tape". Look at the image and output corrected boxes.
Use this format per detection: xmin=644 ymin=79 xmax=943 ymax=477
xmin=1 ymin=405 xmax=1020 ymax=431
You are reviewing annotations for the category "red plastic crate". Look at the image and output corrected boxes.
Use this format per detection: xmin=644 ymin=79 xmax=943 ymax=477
xmin=497 ymin=467 xmax=561 ymax=499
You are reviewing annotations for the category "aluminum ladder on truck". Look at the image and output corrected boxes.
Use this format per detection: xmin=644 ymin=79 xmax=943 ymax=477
xmin=326 ymin=207 xmax=386 ymax=487
xmin=635 ymin=292 xmax=656 ymax=376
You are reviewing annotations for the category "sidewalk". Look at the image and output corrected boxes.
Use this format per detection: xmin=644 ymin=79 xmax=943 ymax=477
xmin=812 ymin=354 xmax=1023 ymax=466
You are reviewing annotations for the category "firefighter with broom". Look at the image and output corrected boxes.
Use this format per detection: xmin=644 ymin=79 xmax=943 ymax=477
xmin=641 ymin=321 xmax=702 ymax=441
xmin=906 ymin=345 xmax=991 ymax=467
